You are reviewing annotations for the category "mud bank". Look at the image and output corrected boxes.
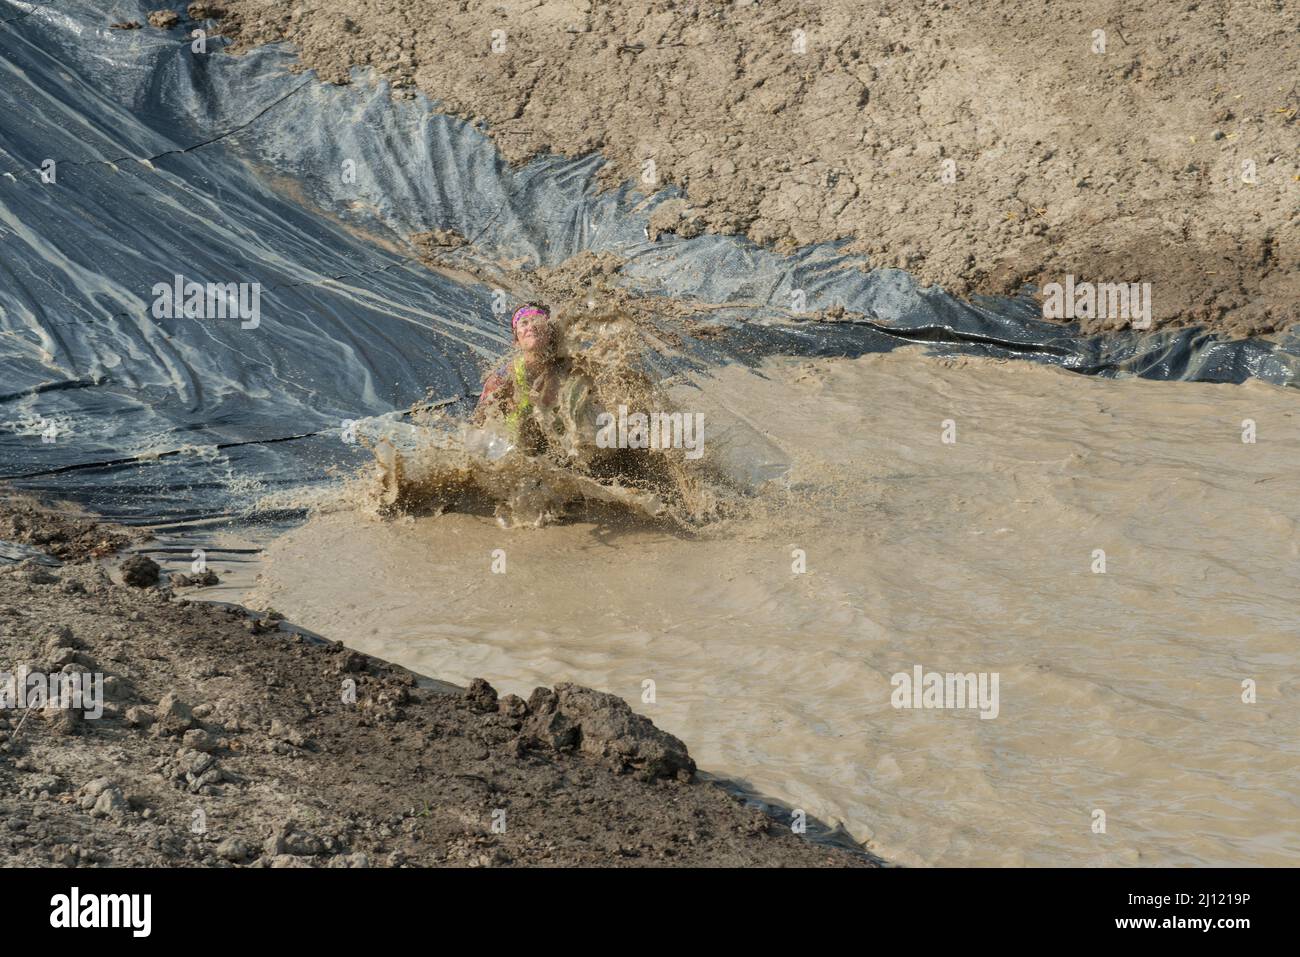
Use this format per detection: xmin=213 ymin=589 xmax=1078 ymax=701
xmin=0 ymin=498 xmax=871 ymax=867
xmin=0 ymin=494 xmax=142 ymax=563
xmin=219 ymin=0 xmax=1298 ymax=334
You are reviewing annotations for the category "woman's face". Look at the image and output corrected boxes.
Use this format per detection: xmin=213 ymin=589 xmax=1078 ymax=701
xmin=515 ymin=312 xmax=552 ymax=354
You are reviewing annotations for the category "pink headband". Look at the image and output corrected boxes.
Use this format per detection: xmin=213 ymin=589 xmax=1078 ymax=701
xmin=511 ymin=306 xmax=548 ymax=328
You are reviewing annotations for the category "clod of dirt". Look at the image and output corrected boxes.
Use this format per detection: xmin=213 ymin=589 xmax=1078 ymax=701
xmin=124 ymin=705 xmax=155 ymax=728
xmin=264 ymin=821 xmax=327 ymax=857
xmin=410 ymin=229 xmax=468 ymax=257
xmin=171 ymin=569 xmax=220 ymax=587
xmin=91 ymin=785 xmax=129 ymax=819
xmin=76 ymin=778 xmax=120 ymax=813
xmin=158 ymin=747 xmax=226 ymax=794
xmin=216 ymin=837 xmax=253 ymax=862
xmin=522 ymin=682 xmax=696 ymax=783
xmin=0 ymin=495 xmax=138 ymax=560
xmin=119 ymin=555 xmax=161 ymax=587
xmin=499 ymin=694 xmax=529 ymax=719
xmin=268 ymin=718 xmax=310 ymax=748
xmin=182 ymin=728 xmax=220 ymax=752
xmin=44 ymin=624 xmax=80 ymax=647
xmin=153 ymin=692 xmax=196 ymax=736
xmin=41 ymin=704 xmax=83 ymax=737
xmin=647 ymin=199 xmax=706 ymax=242
xmin=463 ymin=677 xmax=498 ymax=714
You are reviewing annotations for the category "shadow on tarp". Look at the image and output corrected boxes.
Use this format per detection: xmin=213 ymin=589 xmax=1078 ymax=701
xmin=0 ymin=0 xmax=1295 ymax=524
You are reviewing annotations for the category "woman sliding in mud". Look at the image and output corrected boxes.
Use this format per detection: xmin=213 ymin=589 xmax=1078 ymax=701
xmin=472 ymin=303 xmax=597 ymax=462
xmin=466 ymin=301 xmax=719 ymax=523
xmin=371 ymin=301 xmax=717 ymax=526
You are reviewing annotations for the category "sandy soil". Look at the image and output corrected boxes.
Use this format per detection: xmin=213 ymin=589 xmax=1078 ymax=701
xmin=211 ymin=0 xmax=1299 ymax=336
xmin=0 ymin=497 xmax=871 ymax=867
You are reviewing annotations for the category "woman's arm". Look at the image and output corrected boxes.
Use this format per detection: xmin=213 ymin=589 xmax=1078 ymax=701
xmin=472 ymin=365 xmax=513 ymax=424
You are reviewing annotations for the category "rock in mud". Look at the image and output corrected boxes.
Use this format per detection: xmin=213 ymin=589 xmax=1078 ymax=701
xmin=124 ymin=705 xmax=155 ymax=729
xmin=41 ymin=703 xmax=83 ymax=736
xmin=49 ymin=844 xmax=83 ymax=866
xmin=153 ymin=692 xmax=195 ymax=735
xmin=44 ymin=624 xmax=79 ymax=647
xmin=91 ymin=786 xmax=128 ymax=819
xmin=170 ymin=569 xmax=219 ymax=587
xmin=464 ymin=678 xmax=498 ymax=714
xmin=266 ymin=854 xmax=312 ymax=868
xmin=119 ymin=555 xmax=160 ymax=588
xmin=499 ymin=694 xmax=529 ymax=719
xmin=44 ymin=645 xmax=87 ymax=670
xmin=216 ymin=837 xmax=252 ymax=862
xmin=410 ymin=229 xmax=467 ymax=256
xmin=182 ymin=728 xmax=219 ymax=752
xmin=265 ymin=821 xmax=326 ymax=857
xmin=522 ymin=683 xmax=696 ymax=783
xmin=77 ymin=777 xmax=115 ymax=810
xmin=160 ymin=748 xmax=225 ymax=794
xmin=526 ymin=686 xmax=559 ymax=716
xmin=26 ymin=773 xmax=66 ymax=795
xmin=647 ymin=199 xmax=705 ymax=242
xmin=187 ymin=3 xmax=225 ymax=19
xmin=338 ymin=650 xmax=368 ymax=673
xmin=268 ymin=718 xmax=309 ymax=748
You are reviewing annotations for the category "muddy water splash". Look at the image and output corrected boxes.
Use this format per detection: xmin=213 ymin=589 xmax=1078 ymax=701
xmin=356 ymin=308 xmax=735 ymax=527
xmin=247 ymin=349 xmax=1300 ymax=866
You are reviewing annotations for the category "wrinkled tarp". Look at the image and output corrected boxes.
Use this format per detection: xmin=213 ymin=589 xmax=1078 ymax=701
xmin=1 ymin=0 xmax=1296 ymax=525
xmin=0 ymin=537 xmax=59 ymax=565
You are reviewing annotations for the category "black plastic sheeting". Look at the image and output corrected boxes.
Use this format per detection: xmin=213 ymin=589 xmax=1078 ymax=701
xmin=1 ymin=1 xmax=1296 ymax=527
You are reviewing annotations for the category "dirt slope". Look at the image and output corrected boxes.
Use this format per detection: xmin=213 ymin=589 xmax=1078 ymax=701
xmin=211 ymin=0 xmax=1298 ymax=335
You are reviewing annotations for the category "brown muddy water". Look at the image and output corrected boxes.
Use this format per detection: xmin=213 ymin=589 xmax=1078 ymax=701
xmin=241 ymin=349 xmax=1300 ymax=866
